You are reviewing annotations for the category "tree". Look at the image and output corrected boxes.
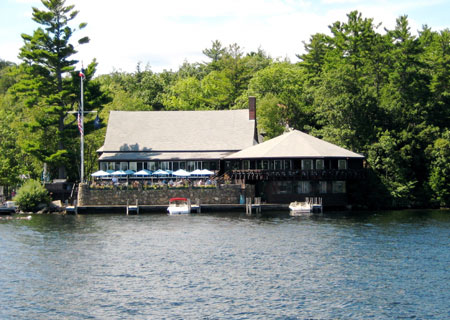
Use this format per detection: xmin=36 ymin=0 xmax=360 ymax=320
xmin=16 ymin=0 xmax=90 ymax=179
xmin=200 ymin=70 xmax=233 ymax=108
xmin=0 ymin=59 xmax=18 ymax=94
xmin=203 ymin=40 xmax=227 ymax=71
xmin=256 ymin=94 xmax=288 ymax=139
xmin=162 ymin=76 xmax=203 ymax=110
xmin=247 ymin=62 xmax=310 ymax=131
xmin=297 ymin=33 xmax=330 ymax=76
xmin=13 ymin=179 xmax=51 ymax=212
xmin=428 ymin=130 xmax=450 ymax=207
xmin=311 ymin=11 xmax=385 ymax=152
xmin=380 ymin=16 xmax=430 ymax=129
xmin=423 ymin=29 xmax=450 ymax=129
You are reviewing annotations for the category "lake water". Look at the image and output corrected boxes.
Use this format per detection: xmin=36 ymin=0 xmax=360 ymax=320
xmin=0 ymin=210 xmax=449 ymax=319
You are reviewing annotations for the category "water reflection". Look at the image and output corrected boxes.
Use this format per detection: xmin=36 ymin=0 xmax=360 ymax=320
xmin=0 ymin=210 xmax=449 ymax=319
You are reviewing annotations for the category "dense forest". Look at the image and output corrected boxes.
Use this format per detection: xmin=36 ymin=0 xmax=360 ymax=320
xmin=0 ymin=1 xmax=449 ymax=208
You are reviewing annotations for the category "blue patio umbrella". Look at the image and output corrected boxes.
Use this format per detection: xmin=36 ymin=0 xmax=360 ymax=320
xmin=200 ymin=169 xmax=214 ymax=176
xmin=133 ymin=170 xmax=151 ymax=177
xmin=91 ymin=170 xmax=110 ymax=177
xmin=125 ymin=169 xmax=135 ymax=175
xmin=152 ymin=169 xmax=169 ymax=176
xmin=190 ymin=169 xmax=203 ymax=176
xmin=173 ymin=169 xmax=191 ymax=177
xmin=111 ymin=170 xmax=127 ymax=176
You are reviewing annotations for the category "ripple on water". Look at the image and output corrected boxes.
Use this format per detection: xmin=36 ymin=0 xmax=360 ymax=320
xmin=0 ymin=211 xmax=449 ymax=319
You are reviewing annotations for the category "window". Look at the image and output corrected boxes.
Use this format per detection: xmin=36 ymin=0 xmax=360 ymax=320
xmin=161 ymin=161 xmax=171 ymax=171
xmin=274 ymin=160 xmax=282 ymax=170
xmin=319 ymin=181 xmax=327 ymax=193
xmin=187 ymin=161 xmax=195 ymax=171
xmin=120 ymin=162 xmax=128 ymax=171
xmin=301 ymin=159 xmax=313 ymax=170
xmin=316 ymin=159 xmax=325 ymax=170
xmin=262 ymin=160 xmax=269 ymax=170
xmin=332 ymin=181 xmax=346 ymax=193
xmin=338 ymin=159 xmax=347 ymax=170
xmin=284 ymin=160 xmax=291 ymax=170
xmin=209 ymin=161 xmax=217 ymax=171
xmin=129 ymin=162 xmax=137 ymax=171
xmin=137 ymin=162 xmax=143 ymax=171
xmin=243 ymin=160 xmax=250 ymax=170
xmin=179 ymin=162 xmax=186 ymax=170
xmin=147 ymin=161 xmax=156 ymax=171
xmin=274 ymin=181 xmax=292 ymax=194
xmin=100 ymin=162 xmax=107 ymax=171
xmin=296 ymin=181 xmax=311 ymax=194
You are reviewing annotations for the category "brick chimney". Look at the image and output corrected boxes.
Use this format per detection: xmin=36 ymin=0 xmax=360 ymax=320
xmin=249 ymin=96 xmax=256 ymax=120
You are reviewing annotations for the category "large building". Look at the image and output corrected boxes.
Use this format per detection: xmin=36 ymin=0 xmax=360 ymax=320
xmin=97 ymin=98 xmax=259 ymax=173
xmin=97 ymin=97 xmax=365 ymax=207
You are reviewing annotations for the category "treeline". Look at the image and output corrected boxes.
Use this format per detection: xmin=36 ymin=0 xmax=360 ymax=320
xmin=0 ymin=2 xmax=449 ymax=208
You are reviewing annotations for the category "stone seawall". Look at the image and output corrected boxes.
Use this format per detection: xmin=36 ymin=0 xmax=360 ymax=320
xmin=78 ymin=183 xmax=254 ymax=206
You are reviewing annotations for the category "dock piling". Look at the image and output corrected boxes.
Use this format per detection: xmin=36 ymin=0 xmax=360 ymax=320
xmin=246 ymin=197 xmax=261 ymax=215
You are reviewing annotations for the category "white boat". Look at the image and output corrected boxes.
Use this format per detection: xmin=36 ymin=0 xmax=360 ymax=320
xmin=289 ymin=201 xmax=313 ymax=216
xmin=0 ymin=201 xmax=17 ymax=214
xmin=289 ymin=198 xmax=323 ymax=216
xmin=167 ymin=197 xmax=191 ymax=215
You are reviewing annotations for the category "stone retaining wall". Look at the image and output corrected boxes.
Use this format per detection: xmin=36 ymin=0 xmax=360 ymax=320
xmin=78 ymin=183 xmax=254 ymax=206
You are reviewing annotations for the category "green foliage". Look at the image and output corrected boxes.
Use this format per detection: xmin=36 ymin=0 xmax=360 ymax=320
xmin=256 ymin=94 xmax=287 ymax=139
xmin=247 ymin=62 xmax=310 ymax=130
xmin=428 ymin=130 xmax=450 ymax=207
xmin=2 ymin=7 xmax=450 ymax=208
xmin=13 ymin=179 xmax=51 ymax=212
xmin=13 ymin=0 xmax=101 ymax=181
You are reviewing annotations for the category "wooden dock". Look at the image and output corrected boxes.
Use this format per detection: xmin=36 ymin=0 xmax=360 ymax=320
xmin=126 ymin=200 xmax=139 ymax=215
xmin=70 ymin=203 xmax=289 ymax=214
xmin=0 ymin=207 xmax=16 ymax=215
xmin=245 ymin=197 xmax=261 ymax=215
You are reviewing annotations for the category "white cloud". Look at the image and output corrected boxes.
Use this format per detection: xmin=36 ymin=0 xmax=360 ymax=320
xmin=4 ymin=0 xmax=449 ymax=74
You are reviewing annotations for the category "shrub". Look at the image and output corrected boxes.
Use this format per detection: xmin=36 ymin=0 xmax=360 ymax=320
xmin=14 ymin=180 xmax=51 ymax=212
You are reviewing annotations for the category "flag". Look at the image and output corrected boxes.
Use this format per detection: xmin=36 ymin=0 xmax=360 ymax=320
xmin=77 ymin=111 xmax=83 ymax=136
xmin=94 ymin=114 xmax=100 ymax=129
xmin=79 ymin=68 xmax=85 ymax=80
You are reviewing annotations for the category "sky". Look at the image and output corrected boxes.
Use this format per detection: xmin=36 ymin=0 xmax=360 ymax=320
xmin=1 ymin=0 xmax=449 ymax=75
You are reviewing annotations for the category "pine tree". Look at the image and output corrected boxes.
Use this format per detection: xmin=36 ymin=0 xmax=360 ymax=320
xmin=16 ymin=0 xmax=89 ymax=179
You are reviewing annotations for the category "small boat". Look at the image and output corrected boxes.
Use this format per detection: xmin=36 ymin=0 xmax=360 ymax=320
xmin=289 ymin=201 xmax=313 ymax=216
xmin=167 ymin=197 xmax=190 ymax=215
xmin=0 ymin=201 xmax=17 ymax=215
xmin=289 ymin=198 xmax=323 ymax=216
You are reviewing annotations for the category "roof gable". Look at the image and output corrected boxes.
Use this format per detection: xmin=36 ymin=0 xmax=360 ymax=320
xmin=102 ymin=110 xmax=257 ymax=152
xmin=226 ymin=129 xmax=364 ymax=159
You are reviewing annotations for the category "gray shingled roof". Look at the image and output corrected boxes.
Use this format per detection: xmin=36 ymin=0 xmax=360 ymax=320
xmin=225 ymin=129 xmax=364 ymax=159
xmin=101 ymin=110 xmax=257 ymax=152
xmin=99 ymin=151 xmax=232 ymax=161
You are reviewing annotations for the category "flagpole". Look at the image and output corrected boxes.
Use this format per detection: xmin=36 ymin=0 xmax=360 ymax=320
xmin=80 ymin=71 xmax=84 ymax=183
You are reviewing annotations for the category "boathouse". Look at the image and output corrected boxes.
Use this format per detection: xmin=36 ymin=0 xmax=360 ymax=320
xmin=93 ymin=97 xmax=365 ymax=208
xmin=224 ymin=129 xmax=365 ymax=207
